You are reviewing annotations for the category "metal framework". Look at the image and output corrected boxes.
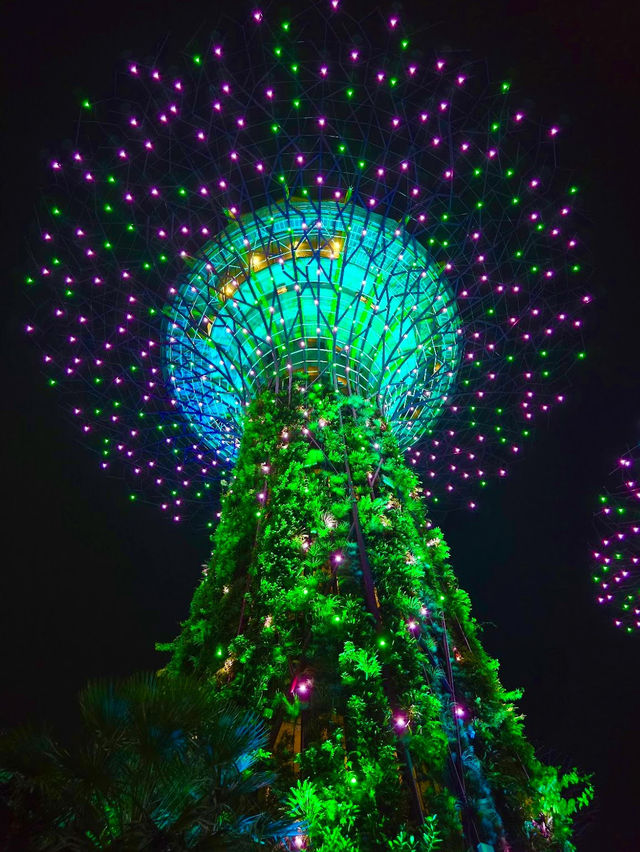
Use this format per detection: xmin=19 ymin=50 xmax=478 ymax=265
xmin=27 ymin=1 xmax=588 ymax=519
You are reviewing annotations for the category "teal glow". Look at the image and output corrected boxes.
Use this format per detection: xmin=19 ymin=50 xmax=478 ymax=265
xmin=164 ymin=200 xmax=460 ymax=461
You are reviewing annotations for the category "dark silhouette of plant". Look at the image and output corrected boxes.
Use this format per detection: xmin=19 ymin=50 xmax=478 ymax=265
xmin=0 ymin=673 xmax=298 ymax=850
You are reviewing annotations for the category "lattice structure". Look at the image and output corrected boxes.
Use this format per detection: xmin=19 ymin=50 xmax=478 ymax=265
xmin=26 ymin=1 xmax=588 ymax=521
xmin=592 ymin=448 xmax=640 ymax=633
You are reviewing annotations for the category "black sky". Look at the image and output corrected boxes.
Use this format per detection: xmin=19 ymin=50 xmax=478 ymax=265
xmin=2 ymin=1 xmax=640 ymax=849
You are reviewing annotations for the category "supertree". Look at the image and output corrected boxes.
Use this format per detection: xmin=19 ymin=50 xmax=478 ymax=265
xmin=25 ymin=2 xmax=593 ymax=850
xmin=592 ymin=448 xmax=640 ymax=634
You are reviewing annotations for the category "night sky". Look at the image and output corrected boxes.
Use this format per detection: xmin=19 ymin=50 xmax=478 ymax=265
xmin=1 ymin=1 xmax=639 ymax=849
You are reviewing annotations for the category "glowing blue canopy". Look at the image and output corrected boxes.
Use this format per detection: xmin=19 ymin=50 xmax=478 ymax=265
xmin=164 ymin=200 xmax=460 ymax=461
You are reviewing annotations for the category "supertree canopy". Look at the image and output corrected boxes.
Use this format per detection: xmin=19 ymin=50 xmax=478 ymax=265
xmin=26 ymin=0 xmax=589 ymax=519
xmin=592 ymin=449 xmax=640 ymax=634
xmin=26 ymin=2 xmax=594 ymax=850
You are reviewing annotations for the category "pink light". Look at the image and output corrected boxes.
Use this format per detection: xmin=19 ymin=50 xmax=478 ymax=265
xmin=436 ymin=59 xmax=445 ymax=71
xmin=213 ymin=45 xmax=223 ymax=57
xmin=252 ymin=9 xmax=263 ymax=22
xmin=389 ymin=17 xmax=398 ymax=28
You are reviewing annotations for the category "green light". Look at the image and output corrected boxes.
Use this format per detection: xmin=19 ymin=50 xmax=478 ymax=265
xmin=346 ymin=88 xmax=354 ymax=98
xmin=491 ymin=122 xmax=500 ymax=132
xmin=274 ymin=46 xmax=282 ymax=57
xmin=51 ymin=207 xmax=61 ymax=217
xmin=281 ymin=21 xmax=290 ymax=31
xmin=290 ymin=64 xmax=298 ymax=74
xmin=193 ymin=55 xmax=201 ymax=66
xmin=82 ymin=99 xmax=91 ymax=110
xmin=179 ymin=187 xmax=187 ymax=197
xmin=401 ymin=39 xmax=409 ymax=50
xmin=501 ymin=81 xmax=511 ymax=93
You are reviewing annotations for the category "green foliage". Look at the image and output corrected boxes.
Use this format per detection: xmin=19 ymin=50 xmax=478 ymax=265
xmin=387 ymin=817 xmax=441 ymax=851
xmin=0 ymin=673 xmax=297 ymax=850
xmin=339 ymin=641 xmax=382 ymax=682
xmin=157 ymin=384 xmax=592 ymax=851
